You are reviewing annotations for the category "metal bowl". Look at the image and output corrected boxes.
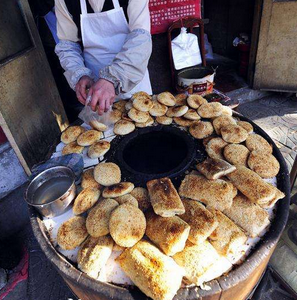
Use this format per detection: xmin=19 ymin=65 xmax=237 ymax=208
xmin=25 ymin=166 xmax=76 ymax=218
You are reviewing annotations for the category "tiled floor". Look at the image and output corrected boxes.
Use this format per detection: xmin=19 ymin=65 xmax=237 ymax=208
xmin=237 ymin=95 xmax=297 ymax=172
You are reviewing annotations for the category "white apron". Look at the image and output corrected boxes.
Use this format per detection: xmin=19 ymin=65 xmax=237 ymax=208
xmin=80 ymin=0 xmax=152 ymax=99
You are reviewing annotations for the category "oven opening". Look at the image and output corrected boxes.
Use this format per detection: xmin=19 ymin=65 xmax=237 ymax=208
xmin=122 ymin=131 xmax=188 ymax=175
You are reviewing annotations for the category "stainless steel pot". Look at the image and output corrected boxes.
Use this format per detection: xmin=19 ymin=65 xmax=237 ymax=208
xmin=25 ymin=166 xmax=76 ymax=218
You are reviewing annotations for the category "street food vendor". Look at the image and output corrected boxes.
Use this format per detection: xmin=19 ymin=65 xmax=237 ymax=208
xmin=55 ymin=0 xmax=152 ymax=115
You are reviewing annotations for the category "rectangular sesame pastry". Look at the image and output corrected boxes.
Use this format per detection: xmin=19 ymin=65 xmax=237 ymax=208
xmin=223 ymin=194 xmax=270 ymax=237
xmin=145 ymin=210 xmax=190 ymax=256
xmin=258 ymin=184 xmax=285 ymax=208
xmin=178 ymin=174 xmax=233 ymax=211
xmin=173 ymin=240 xmax=221 ymax=286
xmin=196 ymin=158 xmax=236 ymax=180
xmin=208 ymin=208 xmax=248 ymax=256
xmin=179 ymin=199 xmax=218 ymax=245
xmin=117 ymin=240 xmax=184 ymax=300
xmin=147 ymin=177 xmax=185 ymax=217
xmin=227 ymin=166 xmax=277 ymax=205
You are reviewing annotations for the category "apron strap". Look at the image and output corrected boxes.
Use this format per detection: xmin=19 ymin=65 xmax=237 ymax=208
xmin=112 ymin=0 xmax=120 ymax=9
xmin=80 ymin=0 xmax=88 ymax=15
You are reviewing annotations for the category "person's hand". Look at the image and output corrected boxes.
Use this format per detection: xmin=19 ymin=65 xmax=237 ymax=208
xmin=88 ymin=79 xmax=116 ymax=115
xmin=75 ymin=75 xmax=94 ymax=105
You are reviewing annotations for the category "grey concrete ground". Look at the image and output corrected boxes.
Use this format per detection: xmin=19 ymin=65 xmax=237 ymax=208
xmin=1 ymin=93 xmax=297 ymax=300
xmin=237 ymin=95 xmax=297 ymax=172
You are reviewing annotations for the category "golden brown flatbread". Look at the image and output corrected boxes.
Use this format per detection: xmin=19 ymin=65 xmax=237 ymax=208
xmin=205 ymin=137 xmax=228 ymax=160
xmin=73 ymin=187 xmax=101 ymax=215
xmin=187 ymin=94 xmax=208 ymax=109
xmin=221 ymin=124 xmax=248 ymax=144
xmin=157 ymin=92 xmax=176 ymax=106
xmin=145 ymin=210 xmax=190 ymax=256
xmin=62 ymin=142 xmax=84 ymax=155
xmin=208 ymin=208 xmax=247 ymax=256
xmin=198 ymin=102 xmax=223 ymax=118
xmin=130 ymin=187 xmax=151 ymax=211
xmin=77 ymin=235 xmax=114 ymax=279
xmin=81 ymin=168 xmax=101 ymax=190
xmin=196 ymin=158 xmax=236 ymax=180
xmin=223 ymin=194 xmax=270 ymax=237
xmin=117 ymin=240 xmax=184 ymax=300
xmin=173 ymin=240 xmax=221 ymax=286
xmin=147 ymin=177 xmax=185 ymax=217
xmin=245 ymin=134 xmax=273 ymax=153
xmin=179 ymin=199 xmax=218 ymax=245
xmin=57 ymin=216 xmax=88 ymax=250
xmin=189 ymin=121 xmax=214 ymax=139
xmin=102 ymin=182 xmax=134 ymax=198
xmin=94 ymin=162 xmax=121 ymax=186
xmin=178 ymin=174 xmax=233 ymax=211
xmin=227 ymin=166 xmax=276 ymax=204
xmin=86 ymin=198 xmax=119 ymax=237
xmin=61 ymin=126 xmax=86 ymax=144
xmin=248 ymin=151 xmax=280 ymax=178
xmin=149 ymin=101 xmax=168 ymax=117
xmin=212 ymin=115 xmax=237 ymax=135
xmin=77 ymin=130 xmax=102 ymax=146
xmin=109 ymin=203 xmax=146 ymax=247
xmin=114 ymin=120 xmax=135 ymax=135
xmin=166 ymin=105 xmax=188 ymax=117
xmin=223 ymin=144 xmax=250 ymax=166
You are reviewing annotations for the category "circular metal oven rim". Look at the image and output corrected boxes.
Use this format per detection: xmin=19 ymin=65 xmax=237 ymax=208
xmin=29 ymin=112 xmax=290 ymax=300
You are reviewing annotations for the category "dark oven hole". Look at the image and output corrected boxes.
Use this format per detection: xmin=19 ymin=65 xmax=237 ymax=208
xmin=122 ymin=131 xmax=188 ymax=175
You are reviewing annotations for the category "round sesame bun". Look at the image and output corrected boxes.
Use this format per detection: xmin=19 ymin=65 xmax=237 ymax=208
xmin=245 ymin=134 xmax=273 ymax=153
xmin=89 ymin=120 xmax=107 ymax=132
xmin=102 ymin=182 xmax=135 ymax=198
xmin=130 ymin=187 xmax=151 ymax=211
xmin=206 ymin=137 xmax=228 ymax=160
xmin=57 ymin=216 xmax=88 ymax=250
xmin=114 ymin=194 xmax=139 ymax=207
xmin=114 ymin=120 xmax=135 ymax=135
xmin=73 ymin=187 xmax=101 ymax=215
xmin=248 ymin=151 xmax=280 ymax=178
xmin=183 ymin=109 xmax=201 ymax=121
xmin=132 ymin=96 xmax=153 ymax=112
xmin=175 ymin=94 xmax=187 ymax=106
xmin=62 ymin=142 xmax=84 ymax=155
xmin=166 ymin=105 xmax=188 ymax=117
xmin=149 ymin=101 xmax=168 ymax=117
xmin=187 ymin=94 xmax=207 ymax=109
xmin=109 ymin=109 xmax=122 ymax=123
xmin=61 ymin=126 xmax=86 ymax=144
xmin=113 ymin=100 xmax=127 ymax=112
xmin=212 ymin=115 xmax=237 ymax=135
xmin=156 ymin=116 xmax=173 ymax=125
xmin=221 ymin=124 xmax=248 ymax=144
xmin=81 ymin=168 xmax=101 ymax=190
xmin=86 ymin=198 xmax=119 ymax=237
xmin=77 ymin=130 xmax=102 ymax=146
xmin=109 ymin=203 xmax=146 ymax=247
xmin=88 ymin=141 xmax=110 ymax=159
xmin=237 ymin=121 xmax=253 ymax=134
xmin=198 ymin=102 xmax=223 ymax=118
xmin=173 ymin=117 xmax=195 ymax=127
xmin=135 ymin=116 xmax=154 ymax=128
xmin=223 ymin=144 xmax=250 ymax=166
xmin=189 ymin=121 xmax=214 ymax=139
xmin=157 ymin=92 xmax=176 ymax=106
xmin=94 ymin=162 xmax=121 ymax=186
xmin=128 ymin=108 xmax=150 ymax=123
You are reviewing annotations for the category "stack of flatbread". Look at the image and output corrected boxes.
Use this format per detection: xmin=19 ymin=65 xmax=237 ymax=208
xmin=55 ymin=91 xmax=286 ymax=300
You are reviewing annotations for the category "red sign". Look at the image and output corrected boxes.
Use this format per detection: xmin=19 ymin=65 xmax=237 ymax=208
xmin=149 ymin=0 xmax=201 ymax=35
